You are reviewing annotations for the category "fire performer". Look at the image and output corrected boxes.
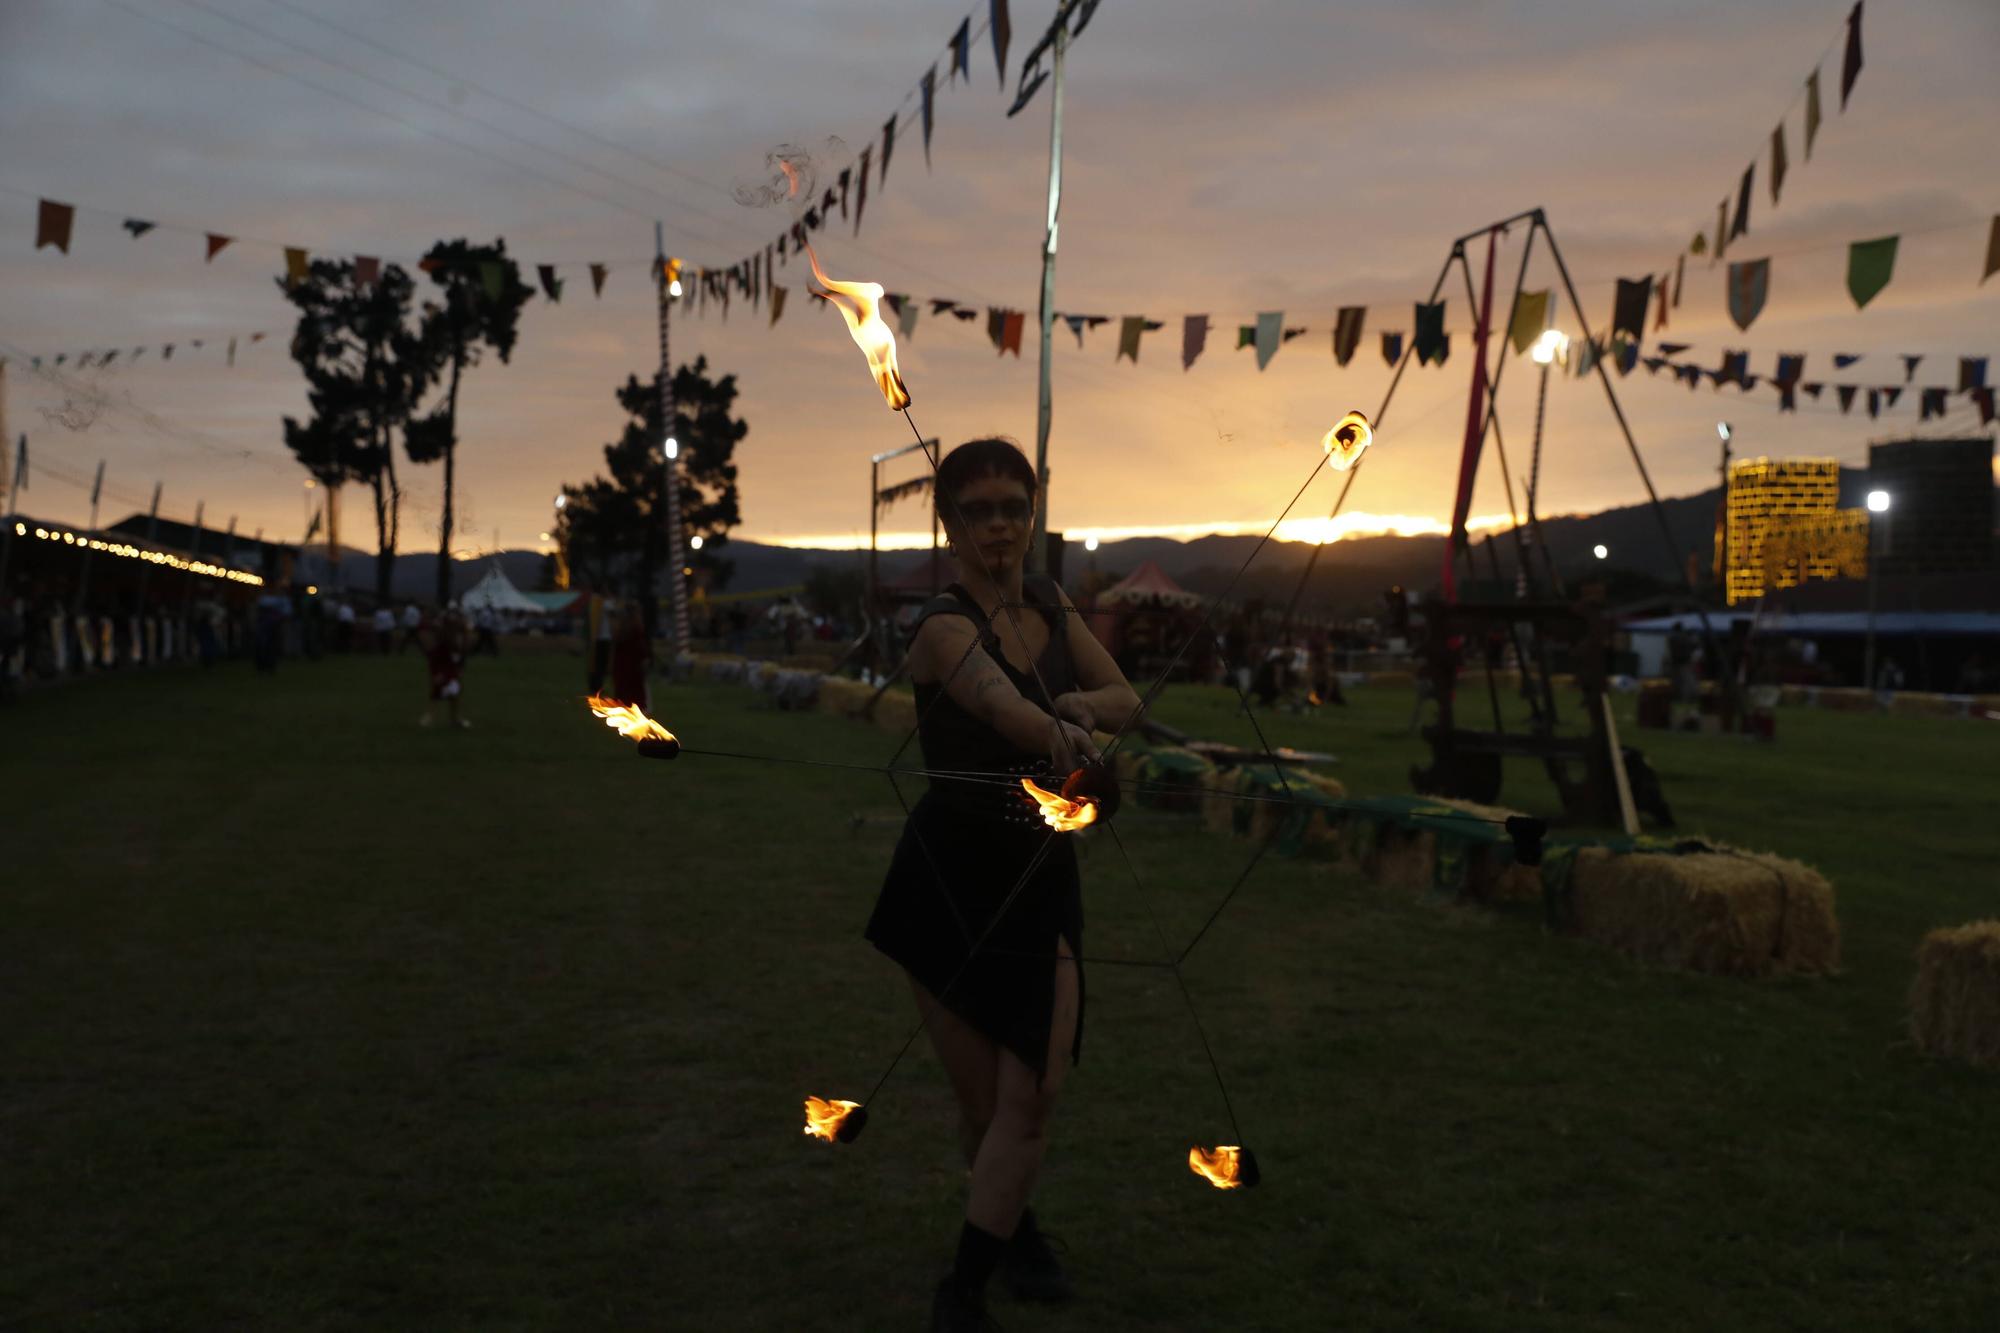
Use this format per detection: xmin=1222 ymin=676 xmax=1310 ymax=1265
xmin=418 ymin=610 xmax=470 ymax=729
xmin=862 ymin=438 xmax=1141 ymax=1330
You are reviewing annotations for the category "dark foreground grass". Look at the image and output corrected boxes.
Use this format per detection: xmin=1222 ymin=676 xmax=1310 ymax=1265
xmin=3 ymin=653 xmax=1996 ymax=1332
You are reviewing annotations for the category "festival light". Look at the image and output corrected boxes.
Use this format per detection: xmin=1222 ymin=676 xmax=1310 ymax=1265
xmin=1531 ymin=329 xmax=1569 ymax=366
xmin=1593 ymin=544 xmax=1609 ymax=560
xmin=804 ymin=244 xmax=910 ymax=410
xmin=803 ymin=1096 xmax=867 ymax=1143
xmin=25 ymin=525 xmax=261 ymax=583
xmin=1866 ymin=489 xmax=1891 ymax=513
xmin=585 ymin=695 xmax=681 ymax=758
xmin=1188 ymin=1145 xmax=1260 ymax=1190
xmin=689 ymin=535 xmax=704 ymax=550
xmin=1320 ymin=410 xmax=1373 ymax=472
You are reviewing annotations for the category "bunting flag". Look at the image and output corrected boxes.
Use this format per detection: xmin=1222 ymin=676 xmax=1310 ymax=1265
xmin=1381 ymin=331 xmax=1403 ymax=365
xmin=1840 ymin=1 xmax=1864 ymax=110
xmin=921 ymin=67 xmax=937 ymax=167
xmin=36 ymin=199 xmax=74 ymax=253
xmin=1715 ymin=198 xmax=1730 ymax=262
xmin=1882 ymin=385 xmax=1903 ymax=409
xmin=1615 ymin=339 xmax=1640 ymax=376
xmin=1412 ymin=302 xmax=1447 ymax=365
xmin=1837 ymin=384 xmax=1857 ymax=413
xmin=1282 ymin=327 xmax=1308 ymax=343
xmin=769 ymin=284 xmax=787 ymax=326
xmin=1691 ymin=232 xmax=1708 ymax=257
xmin=1778 ymin=385 xmax=1798 ymax=413
xmin=1919 ymin=386 xmax=1948 ymax=421
xmin=1833 ymin=353 xmax=1862 ymax=368
xmin=1333 ymin=306 xmax=1366 ymax=365
xmin=1730 ymin=164 xmax=1754 ymax=239
xmin=480 ymin=261 xmax=504 ymax=302
xmin=897 ymin=298 xmax=920 ymax=342
xmin=354 ymin=255 xmax=380 ymax=286
xmin=225 ymin=338 xmax=236 ymax=367
xmin=1507 ymin=290 xmax=1549 ymax=354
xmin=162 ymin=343 xmax=174 ymax=360
xmin=1657 ymin=341 xmax=1690 ymax=357
xmin=931 ymin=298 xmax=963 ymax=317
xmin=1611 ymin=278 xmax=1650 ymax=342
xmin=1960 ymin=357 xmax=1988 ymax=392
xmin=880 ymin=115 xmax=896 ymax=188
xmin=1182 ymin=315 xmax=1209 ymax=370
xmin=1236 ymin=325 xmax=1255 ymax=350
xmin=1673 ymin=253 xmax=1686 ymax=307
xmin=1654 ymin=276 xmax=1670 ymax=330
xmin=950 ymin=17 xmax=971 ymax=82
xmin=1718 ymin=349 xmax=1748 ymax=386
xmin=1000 ymin=310 xmax=1025 ymax=356
xmin=1774 ymin=353 xmax=1805 ymax=386
xmin=987 ymin=307 xmax=1006 ymax=350
xmin=837 ymin=170 xmax=851 ymax=221
xmin=1770 ymin=123 xmax=1788 ymax=205
xmin=1984 ymin=216 xmax=1999 ymax=284
xmin=1847 ymin=235 xmax=1896 ymax=309
xmin=1116 ymin=315 xmax=1147 ymax=363
xmin=1254 ymin=311 xmax=1283 ymax=371
xmin=1802 ymin=382 xmax=1823 ymax=399
xmin=1805 ymin=70 xmax=1823 ymax=159
xmin=1727 ymin=258 xmax=1770 ymax=331
xmin=122 ymin=218 xmax=155 ymax=238
xmin=1900 ymin=354 xmax=1922 ymax=381
xmin=1061 ymin=314 xmax=1087 ymax=346
xmin=205 ymin=233 xmax=232 ymax=263
xmin=538 ymin=264 xmax=563 ymax=302
xmin=1972 ymin=387 xmax=1996 ymax=425
xmin=990 ymin=0 xmax=1011 ymax=90
xmin=590 ymin=263 xmax=608 ymax=297
xmin=284 ymin=247 xmax=309 ymax=287
xmin=855 ymin=146 xmax=871 ymax=234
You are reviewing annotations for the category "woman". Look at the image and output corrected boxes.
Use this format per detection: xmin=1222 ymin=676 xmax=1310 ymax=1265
xmin=864 ymin=438 xmax=1142 ymax=1332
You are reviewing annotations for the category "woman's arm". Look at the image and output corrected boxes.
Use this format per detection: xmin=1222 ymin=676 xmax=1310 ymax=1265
xmin=915 ymin=614 xmax=1096 ymax=761
xmin=1048 ymin=583 xmax=1145 ymax=734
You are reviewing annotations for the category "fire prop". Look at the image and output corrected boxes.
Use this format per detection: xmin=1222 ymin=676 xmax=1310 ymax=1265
xmin=804 ymin=244 xmax=910 ymax=410
xmin=1321 ymin=410 xmax=1374 ymax=471
xmin=803 ymin=1096 xmax=868 ymax=1144
xmin=585 ymin=695 xmax=681 ymax=759
xmin=1188 ymin=1145 xmax=1261 ymax=1190
xmin=1021 ymin=778 xmax=1099 ymax=832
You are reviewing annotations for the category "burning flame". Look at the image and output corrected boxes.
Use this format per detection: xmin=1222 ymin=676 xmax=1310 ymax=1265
xmin=1188 ymin=1145 xmax=1249 ymax=1189
xmin=1321 ymin=410 xmax=1374 ymax=471
xmin=1307 ymin=690 xmax=1323 ymax=707
xmin=803 ymin=1096 xmax=863 ymax=1142
xmin=805 ymin=244 xmax=910 ymax=410
xmin=586 ymin=695 xmax=676 ymax=743
xmin=1022 ymin=778 xmax=1099 ymax=832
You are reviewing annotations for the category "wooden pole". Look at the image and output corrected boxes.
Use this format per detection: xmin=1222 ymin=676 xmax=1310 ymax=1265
xmin=1027 ymin=18 xmax=1067 ymax=571
xmin=654 ymin=222 xmax=690 ymax=663
xmin=1600 ymin=693 xmax=1641 ymax=836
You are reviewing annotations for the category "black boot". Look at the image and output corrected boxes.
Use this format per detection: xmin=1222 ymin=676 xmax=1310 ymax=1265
xmin=1002 ymin=1209 xmax=1073 ymax=1303
xmin=930 ymin=1273 xmax=1003 ymax=1332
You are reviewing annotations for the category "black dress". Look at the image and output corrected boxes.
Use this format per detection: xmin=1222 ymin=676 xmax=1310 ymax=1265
xmin=864 ymin=575 xmax=1085 ymax=1086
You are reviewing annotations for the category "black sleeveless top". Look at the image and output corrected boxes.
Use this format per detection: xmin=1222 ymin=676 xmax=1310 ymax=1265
xmin=910 ymin=575 xmax=1079 ymax=818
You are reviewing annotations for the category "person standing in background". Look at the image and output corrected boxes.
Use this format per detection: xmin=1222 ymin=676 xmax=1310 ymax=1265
xmin=398 ymin=602 xmax=424 ymax=654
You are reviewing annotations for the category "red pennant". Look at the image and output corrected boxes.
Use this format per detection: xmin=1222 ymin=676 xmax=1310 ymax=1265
xmin=205 ymin=233 xmax=233 ymax=263
xmin=589 ymin=263 xmax=608 ymax=297
xmin=354 ymin=256 xmax=380 ymax=286
xmin=36 ymin=199 xmax=75 ymax=253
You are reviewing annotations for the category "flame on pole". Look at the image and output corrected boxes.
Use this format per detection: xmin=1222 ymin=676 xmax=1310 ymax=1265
xmin=803 ymin=244 xmax=909 ymax=410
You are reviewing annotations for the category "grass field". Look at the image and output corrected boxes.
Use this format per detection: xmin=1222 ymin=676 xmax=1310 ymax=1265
xmin=4 ymin=649 xmax=1997 ymax=1331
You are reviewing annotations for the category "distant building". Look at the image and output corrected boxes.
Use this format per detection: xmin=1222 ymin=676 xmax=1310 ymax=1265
xmin=1867 ymin=438 xmax=1995 ymax=576
xmin=1721 ymin=457 xmax=1869 ymax=605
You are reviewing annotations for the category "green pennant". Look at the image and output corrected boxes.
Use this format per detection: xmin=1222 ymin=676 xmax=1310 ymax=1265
xmin=480 ymin=260 xmax=504 ymax=302
xmin=1846 ymin=235 xmax=1897 ymax=309
xmin=1236 ymin=325 xmax=1255 ymax=350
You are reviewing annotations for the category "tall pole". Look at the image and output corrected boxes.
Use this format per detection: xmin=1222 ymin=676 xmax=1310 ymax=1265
xmin=654 ymin=221 xmax=690 ymax=662
xmin=1864 ymin=499 xmax=1889 ymax=691
xmin=0 ymin=433 xmax=24 ymax=590
xmin=72 ymin=459 xmax=105 ymax=619
xmin=1027 ymin=18 xmax=1067 ymax=571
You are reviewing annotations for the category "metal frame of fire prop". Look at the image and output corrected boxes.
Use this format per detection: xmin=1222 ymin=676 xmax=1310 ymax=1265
xmin=571 ymin=213 xmax=1742 ymax=1192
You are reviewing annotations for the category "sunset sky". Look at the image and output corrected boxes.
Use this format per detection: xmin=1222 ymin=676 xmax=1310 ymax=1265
xmin=4 ymin=0 xmax=1995 ymax=558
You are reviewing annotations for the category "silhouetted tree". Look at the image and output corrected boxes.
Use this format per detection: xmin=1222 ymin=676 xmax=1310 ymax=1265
xmin=408 ymin=238 xmax=534 ymax=606
xmin=558 ymin=356 xmax=746 ymax=632
xmin=280 ymin=260 xmax=440 ymax=600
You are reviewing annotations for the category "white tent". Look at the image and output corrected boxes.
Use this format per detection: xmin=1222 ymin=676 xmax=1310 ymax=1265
xmin=459 ymin=563 xmax=545 ymax=614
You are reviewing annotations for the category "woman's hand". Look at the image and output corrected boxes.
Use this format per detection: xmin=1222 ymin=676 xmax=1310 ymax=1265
xmin=1049 ymin=719 xmax=1101 ymax=774
xmin=1051 ymin=691 xmax=1096 ymax=733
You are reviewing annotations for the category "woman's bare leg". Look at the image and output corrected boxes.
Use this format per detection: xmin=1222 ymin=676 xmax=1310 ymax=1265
xmin=909 ymin=975 xmax=999 ymax=1168
xmin=966 ymin=935 xmax=1079 ymax=1236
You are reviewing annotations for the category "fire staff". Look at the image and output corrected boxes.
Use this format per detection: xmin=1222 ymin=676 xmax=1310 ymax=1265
xmin=861 ymin=437 xmax=1141 ymax=1332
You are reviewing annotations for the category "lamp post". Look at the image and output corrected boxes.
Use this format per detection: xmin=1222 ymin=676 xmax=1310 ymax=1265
xmin=1865 ymin=488 xmax=1890 ymax=691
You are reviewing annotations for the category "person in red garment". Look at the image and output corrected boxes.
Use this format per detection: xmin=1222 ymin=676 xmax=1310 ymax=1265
xmin=606 ymin=601 xmax=652 ymax=709
xmin=419 ymin=611 xmax=470 ymax=729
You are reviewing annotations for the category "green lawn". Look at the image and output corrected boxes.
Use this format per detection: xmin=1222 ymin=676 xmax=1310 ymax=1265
xmin=3 ymin=652 xmax=1996 ymax=1331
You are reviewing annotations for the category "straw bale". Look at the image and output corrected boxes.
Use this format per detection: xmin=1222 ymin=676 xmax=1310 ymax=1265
xmin=816 ymin=677 xmax=874 ymax=718
xmin=1200 ymin=767 xmax=1245 ymax=836
xmin=1369 ymin=825 xmax=1434 ymax=892
xmin=870 ymin=689 xmax=919 ymax=737
xmin=1569 ymin=845 xmax=1839 ymax=977
xmin=1907 ymin=921 xmax=2000 ymax=1068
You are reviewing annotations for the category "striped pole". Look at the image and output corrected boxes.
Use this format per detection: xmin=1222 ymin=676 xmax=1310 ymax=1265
xmin=654 ymin=221 xmax=690 ymax=661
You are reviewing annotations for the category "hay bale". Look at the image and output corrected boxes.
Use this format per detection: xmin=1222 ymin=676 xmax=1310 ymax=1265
xmin=816 ymin=677 xmax=874 ymax=718
xmin=1569 ymin=845 xmax=1840 ymax=977
xmin=1908 ymin=922 xmax=2000 ymax=1068
xmin=1369 ymin=824 xmax=1434 ymax=892
xmin=870 ymin=689 xmax=919 ymax=737
xmin=1200 ymin=766 xmax=1246 ymax=836
xmin=1135 ymin=746 xmax=1216 ymax=813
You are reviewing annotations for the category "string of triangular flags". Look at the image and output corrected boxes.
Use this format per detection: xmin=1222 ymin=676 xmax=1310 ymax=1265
xmin=674 ymin=0 xmax=1093 ymax=324
xmin=31 ymin=194 xmax=638 ymax=304
xmin=9 ymin=330 xmax=275 ymax=373
xmin=1683 ymin=1 xmax=1865 ymax=273
xmin=1632 ymin=345 xmax=1994 ymax=425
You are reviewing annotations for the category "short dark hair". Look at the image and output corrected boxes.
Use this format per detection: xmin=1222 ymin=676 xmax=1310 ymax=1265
xmin=934 ymin=437 xmax=1037 ymax=523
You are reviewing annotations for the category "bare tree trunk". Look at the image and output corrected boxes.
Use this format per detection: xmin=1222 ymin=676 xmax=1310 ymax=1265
xmin=371 ymin=470 xmax=391 ymax=602
xmin=435 ymin=340 xmax=463 ymax=608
